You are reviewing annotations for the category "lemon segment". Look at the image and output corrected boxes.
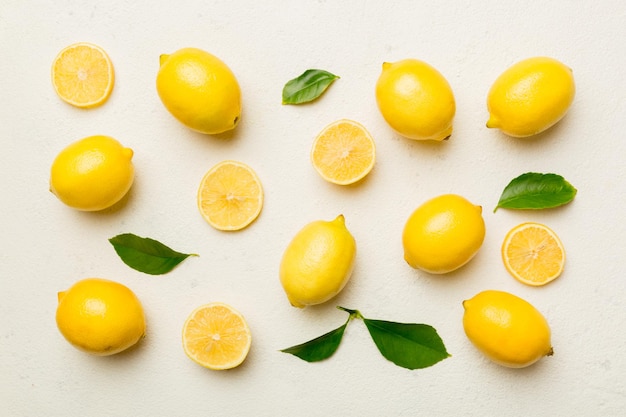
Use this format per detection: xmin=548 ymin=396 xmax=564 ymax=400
xmin=375 ymin=59 xmax=455 ymax=141
xmin=56 ymin=278 xmax=146 ymax=356
xmin=463 ymin=290 xmax=553 ymax=368
xmin=486 ymin=56 xmax=575 ymax=137
xmin=311 ymin=119 xmax=376 ymax=185
xmin=280 ymin=215 xmax=356 ymax=308
xmin=197 ymin=160 xmax=263 ymax=231
xmin=501 ymin=222 xmax=565 ymax=286
xmin=51 ymin=42 xmax=115 ymax=108
xmin=182 ymin=303 xmax=252 ymax=370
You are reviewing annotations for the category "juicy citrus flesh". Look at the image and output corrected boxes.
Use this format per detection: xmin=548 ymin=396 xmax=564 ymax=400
xmin=502 ymin=222 xmax=565 ymax=286
xmin=375 ymin=59 xmax=455 ymax=141
xmin=486 ymin=56 xmax=575 ymax=137
xmin=402 ymin=194 xmax=485 ymax=274
xmin=156 ymin=47 xmax=241 ymax=134
xmin=49 ymin=135 xmax=134 ymax=211
xmin=182 ymin=303 xmax=252 ymax=370
xmin=197 ymin=160 xmax=263 ymax=231
xmin=463 ymin=290 xmax=553 ymax=368
xmin=56 ymin=278 xmax=146 ymax=356
xmin=280 ymin=215 xmax=356 ymax=308
xmin=51 ymin=42 xmax=115 ymax=108
xmin=311 ymin=119 xmax=376 ymax=185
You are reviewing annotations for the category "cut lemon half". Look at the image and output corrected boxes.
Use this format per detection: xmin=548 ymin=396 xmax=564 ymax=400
xmin=501 ymin=222 xmax=565 ymax=286
xmin=51 ymin=42 xmax=115 ymax=108
xmin=311 ymin=119 xmax=376 ymax=185
xmin=182 ymin=303 xmax=252 ymax=370
xmin=197 ymin=160 xmax=263 ymax=231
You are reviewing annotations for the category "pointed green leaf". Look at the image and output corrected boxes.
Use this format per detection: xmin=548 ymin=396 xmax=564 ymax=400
xmin=363 ymin=318 xmax=450 ymax=370
xmin=495 ymin=172 xmax=577 ymax=212
xmin=282 ymin=69 xmax=339 ymax=104
xmin=109 ymin=233 xmax=198 ymax=275
xmin=280 ymin=321 xmax=348 ymax=362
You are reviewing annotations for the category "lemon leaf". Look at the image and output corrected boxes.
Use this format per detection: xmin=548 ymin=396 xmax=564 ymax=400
xmin=363 ymin=318 xmax=450 ymax=370
xmin=495 ymin=172 xmax=577 ymax=212
xmin=282 ymin=69 xmax=339 ymax=104
xmin=280 ymin=320 xmax=348 ymax=362
xmin=109 ymin=233 xmax=198 ymax=275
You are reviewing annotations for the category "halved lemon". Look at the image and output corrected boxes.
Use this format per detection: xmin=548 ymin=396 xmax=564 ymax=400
xmin=311 ymin=119 xmax=376 ymax=185
xmin=182 ymin=303 xmax=252 ymax=370
xmin=51 ymin=42 xmax=115 ymax=108
xmin=197 ymin=160 xmax=263 ymax=231
xmin=501 ymin=222 xmax=565 ymax=286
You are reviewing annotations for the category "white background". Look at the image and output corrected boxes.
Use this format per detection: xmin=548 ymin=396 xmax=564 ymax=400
xmin=2 ymin=1 xmax=625 ymax=416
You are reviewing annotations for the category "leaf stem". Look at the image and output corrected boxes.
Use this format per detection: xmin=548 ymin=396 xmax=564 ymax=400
xmin=337 ymin=306 xmax=364 ymax=320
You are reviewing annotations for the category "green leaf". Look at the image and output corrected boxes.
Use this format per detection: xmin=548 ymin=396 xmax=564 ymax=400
xmin=495 ymin=172 xmax=577 ymax=212
xmin=363 ymin=318 xmax=450 ymax=370
xmin=280 ymin=320 xmax=348 ymax=362
xmin=108 ymin=233 xmax=198 ymax=275
xmin=282 ymin=69 xmax=339 ymax=104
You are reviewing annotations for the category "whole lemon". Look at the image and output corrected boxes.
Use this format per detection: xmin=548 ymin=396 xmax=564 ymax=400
xmin=486 ymin=56 xmax=575 ymax=137
xmin=280 ymin=215 xmax=356 ymax=308
xmin=375 ymin=59 xmax=455 ymax=141
xmin=56 ymin=278 xmax=146 ymax=356
xmin=403 ymin=194 xmax=485 ymax=274
xmin=156 ymin=47 xmax=241 ymax=134
xmin=49 ymin=135 xmax=134 ymax=211
xmin=463 ymin=290 xmax=553 ymax=368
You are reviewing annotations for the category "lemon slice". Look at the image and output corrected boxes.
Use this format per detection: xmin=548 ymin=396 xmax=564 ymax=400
xmin=197 ymin=160 xmax=263 ymax=231
xmin=311 ymin=119 xmax=376 ymax=185
xmin=51 ymin=42 xmax=115 ymax=108
xmin=182 ymin=303 xmax=252 ymax=370
xmin=501 ymin=222 xmax=565 ymax=286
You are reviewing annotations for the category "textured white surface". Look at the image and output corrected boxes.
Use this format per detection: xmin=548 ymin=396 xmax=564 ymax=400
xmin=2 ymin=1 xmax=626 ymax=415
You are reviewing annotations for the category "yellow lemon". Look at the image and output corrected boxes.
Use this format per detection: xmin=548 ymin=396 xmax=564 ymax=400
xmin=403 ymin=194 xmax=485 ymax=274
xmin=49 ymin=135 xmax=134 ymax=211
xmin=156 ymin=47 xmax=241 ymax=134
xmin=56 ymin=278 xmax=146 ymax=356
xmin=462 ymin=290 xmax=553 ymax=368
xmin=280 ymin=215 xmax=356 ymax=308
xmin=486 ymin=56 xmax=575 ymax=137
xmin=375 ymin=59 xmax=455 ymax=141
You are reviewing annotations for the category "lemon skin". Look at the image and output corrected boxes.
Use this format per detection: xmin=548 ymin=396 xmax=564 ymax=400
xmin=156 ymin=47 xmax=241 ymax=134
xmin=56 ymin=278 xmax=146 ymax=356
xmin=403 ymin=194 xmax=485 ymax=274
xmin=280 ymin=215 xmax=356 ymax=308
xmin=376 ymin=59 xmax=455 ymax=141
xmin=463 ymin=290 xmax=553 ymax=368
xmin=49 ymin=135 xmax=134 ymax=211
xmin=486 ymin=56 xmax=575 ymax=137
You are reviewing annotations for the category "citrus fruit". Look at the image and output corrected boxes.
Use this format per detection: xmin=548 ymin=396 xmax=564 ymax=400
xmin=311 ymin=119 xmax=376 ymax=185
xmin=403 ymin=194 xmax=485 ymax=274
xmin=463 ymin=290 xmax=553 ymax=368
xmin=51 ymin=42 xmax=115 ymax=108
xmin=156 ymin=47 xmax=241 ymax=134
xmin=197 ymin=160 xmax=263 ymax=231
xmin=375 ymin=58 xmax=455 ymax=141
xmin=182 ymin=303 xmax=252 ymax=370
xmin=56 ymin=278 xmax=146 ymax=356
xmin=502 ymin=222 xmax=565 ymax=286
xmin=49 ymin=135 xmax=134 ymax=211
xmin=280 ymin=215 xmax=356 ymax=308
xmin=486 ymin=56 xmax=575 ymax=137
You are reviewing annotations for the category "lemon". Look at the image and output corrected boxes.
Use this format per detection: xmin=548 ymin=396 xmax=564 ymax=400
xmin=280 ymin=215 xmax=356 ymax=308
xmin=463 ymin=290 xmax=553 ymax=368
xmin=375 ymin=59 xmax=455 ymax=141
xmin=49 ymin=135 xmax=134 ymax=211
xmin=156 ymin=47 xmax=241 ymax=134
xmin=56 ymin=278 xmax=146 ymax=356
xmin=402 ymin=194 xmax=485 ymax=274
xmin=486 ymin=56 xmax=575 ymax=137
